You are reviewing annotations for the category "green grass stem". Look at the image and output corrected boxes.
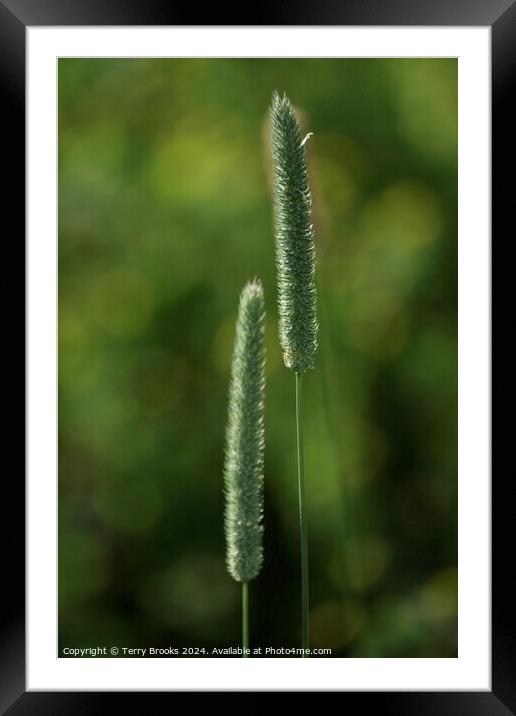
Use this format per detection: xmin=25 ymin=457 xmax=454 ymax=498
xmin=296 ymin=372 xmax=309 ymax=654
xmin=242 ymin=581 xmax=249 ymax=657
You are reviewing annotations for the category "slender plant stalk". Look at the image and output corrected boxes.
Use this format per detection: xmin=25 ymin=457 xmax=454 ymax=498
xmin=242 ymin=581 xmax=249 ymax=657
xmin=223 ymin=279 xmax=266 ymax=657
xmin=295 ymin=372 xmax=309 ymax=653
xmin=270 ymin=92 xmax=318 ymax=654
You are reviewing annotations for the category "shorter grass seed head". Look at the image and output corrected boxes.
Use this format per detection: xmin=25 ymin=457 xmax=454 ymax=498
xmin=223 ymin=279 xmax=266 ymax=583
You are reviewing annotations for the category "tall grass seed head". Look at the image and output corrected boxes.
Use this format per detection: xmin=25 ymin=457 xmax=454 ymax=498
xmin=270 ymin=91 xmax=318 ymax=373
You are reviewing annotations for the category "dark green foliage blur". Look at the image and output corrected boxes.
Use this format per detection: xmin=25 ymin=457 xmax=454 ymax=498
xmin=58 ymin=58 xmax=457 ymax=657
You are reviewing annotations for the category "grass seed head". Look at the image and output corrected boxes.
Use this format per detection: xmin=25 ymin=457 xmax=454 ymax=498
xmin=270 ymin=91 xmax=318 ymax=373
xmin=223 ymin=279 xmax=266 ymax=582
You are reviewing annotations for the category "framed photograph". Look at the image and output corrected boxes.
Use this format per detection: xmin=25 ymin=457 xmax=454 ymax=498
xmin=2 ymin=0 xmax=509 ymax=710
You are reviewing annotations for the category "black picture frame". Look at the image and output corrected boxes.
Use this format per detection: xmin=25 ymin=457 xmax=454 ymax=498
xmin=2 ymin=0 xmax=508 ymax=711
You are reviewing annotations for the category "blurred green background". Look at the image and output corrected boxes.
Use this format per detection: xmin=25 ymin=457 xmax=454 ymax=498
xmin=58 ymin=58 xmax=457 ymax=657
